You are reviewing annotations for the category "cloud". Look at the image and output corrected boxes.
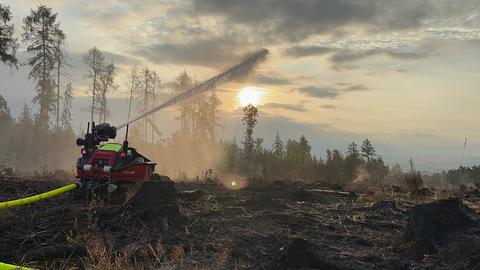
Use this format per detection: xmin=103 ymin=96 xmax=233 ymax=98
xmin=285 ymin=46 xmax=334 ymax=58
xmin=345 ymin=84 xmax=369 ymax=92
xmin=192 ymin=0 xmax=433 ymax=42
xmin=298 ymin=86 xmax=339 ymax=99
xmin=320 ymin=104 xmax=336 ymax=109
xmin=331 ymin=48 xmax=429 ymax=64
xmin=254 ymin=72 xmax=291 ymax=85
xmin=132 ymin=38 xmax=245 ymax=68
xmin=263 ymin=102 xmax=306 ymax=112
xmin=297 ymin=83 xmax=369 ymax=99
xmin=102 ymin=51 xmax=138 ymax=66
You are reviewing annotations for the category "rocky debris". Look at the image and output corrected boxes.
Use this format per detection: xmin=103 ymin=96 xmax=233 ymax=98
xmin=0 ymin=167 xmax=14 ymax=177
xmin=177 ymin=189 xmax=205 ymax=201
xmin=272 ymin=180 xmax=287 ymax=187
xmin=125 ymin=179 xmax=183 ymax=228
xmin=370 ymin=200 xmax=397 ymax=210
xmin=403 ymin=198 xmax=478 ymax=250
xmin=241 ymin=197 xmax=286 ymax=210
xmin=391 ymin=186 xmax=402 ymax=193
xmin=464 ymin=189 xmax=480 ymax=199
xmin=274 ymin=238 xmax=343 ymax=270
xmin=288 ymin=189 xmax=315 ymax=202
xmin=411 ymin=187 xmax=433 ymax=197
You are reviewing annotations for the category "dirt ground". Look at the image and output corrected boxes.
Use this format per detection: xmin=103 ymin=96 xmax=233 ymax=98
xmin=1 ymin=176 xmax=480 ymax=269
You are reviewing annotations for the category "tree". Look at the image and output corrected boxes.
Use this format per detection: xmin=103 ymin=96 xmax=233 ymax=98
xmin=54 ymin=37 xmax=67 ymax=128
xmin=174 ymin=71 xmax=193 ymax=133
xmin=126 ymin=64 xmax=139 ymax=121
xmin=151 ymin=71 xmax=160 ymax=143
xmin=205 ymin=90 xmax=222 ymax=140
xmin=361 ymin=139 xmax=376 ymax=161
xmin=344 ymin=142 xmax=362 ymax=182
xmin=0 ymin=4 xmax=18 ymax=67
xmin=255 ymin=138 xmax=264 ymax=154
xmin=325 ymin=149 xmax=344 ymax=183
xmin=23 ymin=5 xmax=65 ymax=128
xmin=0 ymin=94 xmax=11 ymax=125
xmin=408 ymin=158 xmax=415 ymax=172
xmin=83 ymin=47 xmax=104 ymax=123
xmin=241 ymin=104 xmax=258 ymax=162
xmin=98 ymin=62 xmax=115 ymax=122
xmin=61 ymin=83 xmax=73 ymax=130
xmin=272 ymin=131 xmax=284 ymax=158
xmin=346 ymin=142 xmax=360 ymax=159
xmin=140 ymin=68 xmax=152 ymax=142
xmin=18 ymin=102 xmax=33 ymax=127
xmin=298 ymin=135 xmax=312 ymax=164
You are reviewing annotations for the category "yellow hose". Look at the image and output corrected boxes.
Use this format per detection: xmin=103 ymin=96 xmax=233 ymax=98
xmin=0 ymin=183 xmax=78 ymax=210
xmin=0 ymin=261 xmax=36 ymax=270
xmin=0 ymin=183 xmax=80 ymax=269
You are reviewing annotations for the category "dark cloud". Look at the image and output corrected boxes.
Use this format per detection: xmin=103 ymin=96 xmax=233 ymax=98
xmin=263 ymin=102 xmax=306 ymax=112
xmin=298 ymin=86 xmax=339 ymax=99
xmin=255 ymin=72 xmax=291 ymax=85
xmin=133 ymin=39 xmax=244 ymax=68
xmin=192 ymin=0 xmax=432 ymax=42
xmin=285 ymin=46 xmax=334 ymax=58
xmin=345 ymin=84 xmax=369 ymax=91
xmin=331 ymin=48 xmax=429 ymax=64
xmin=297 ymin=83 xmax=369 ymax=99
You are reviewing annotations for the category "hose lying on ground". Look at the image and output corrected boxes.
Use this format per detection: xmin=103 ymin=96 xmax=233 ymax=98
xmin=0 ymin=183 xmax=79 ymax=210
xmin=0 ymin=184 xmax=79 ymax=268
xmin=0 ymin=261 xmax=37 ymax=270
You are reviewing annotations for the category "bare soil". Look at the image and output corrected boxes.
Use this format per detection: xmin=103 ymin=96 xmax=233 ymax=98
xmin=1 ymin=176 xmax=480 ymax=269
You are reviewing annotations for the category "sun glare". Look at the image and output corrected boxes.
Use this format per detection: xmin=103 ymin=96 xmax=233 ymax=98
xmin=238 ymin=87 xmax=263 ymax=107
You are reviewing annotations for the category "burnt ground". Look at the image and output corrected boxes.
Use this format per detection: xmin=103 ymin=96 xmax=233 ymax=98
xmin=1 ymin=176 xmax=480 ymax=269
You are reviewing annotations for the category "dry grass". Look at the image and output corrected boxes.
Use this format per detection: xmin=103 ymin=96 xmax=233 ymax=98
xmin=402 ymin=172 xmax=423 ymax=193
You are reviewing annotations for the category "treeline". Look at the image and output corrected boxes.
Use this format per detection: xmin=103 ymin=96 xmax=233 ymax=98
xmin=0 ymin=101 xmax=77 ymax=170
xmin=425 ymin=166 xmax=480 ymax=188
xmin=220 ymin=132 xmax=390 ymax=185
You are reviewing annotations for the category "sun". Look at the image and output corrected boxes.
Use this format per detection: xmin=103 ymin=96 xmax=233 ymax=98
xmin=238 ymin=87 xmax=264 ymax=107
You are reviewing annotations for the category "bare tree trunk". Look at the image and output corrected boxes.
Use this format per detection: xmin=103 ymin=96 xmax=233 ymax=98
xmin=151 ymin=78 xmax=155 ymax=144
xmin=144 ymin=70 xmax=148 ymax=143
xmin=90 ymin=52 xmax=97 ymax=124
xmin=41 ymin=17 xmax=47 ymax=127
xmin=56 ymin=40 xmax=60 ymax=129
xmin=127 ymin=72 xmax=135 ymax=121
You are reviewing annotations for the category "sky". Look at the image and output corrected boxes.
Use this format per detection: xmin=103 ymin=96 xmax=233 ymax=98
xmin=1 ymin=0 xmax=480 ymax=172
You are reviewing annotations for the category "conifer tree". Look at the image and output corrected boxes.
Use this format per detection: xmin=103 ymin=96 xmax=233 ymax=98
xmin=23 ymin=5 xmax=65 ymax=128
xmin=61 ymin=83 xmax=73 ymax=130
xmin=272 ymin=131 xmax=284 ymax=158
xmin=83 ymin=47 xmax=104 ymax=123
xmin=242 ymin=104 xmax=258 ymax=162
xmin=361 ymin=139 xmax=376 ymax=161
xmin=0 ymin=4 xmax=18 ymax=67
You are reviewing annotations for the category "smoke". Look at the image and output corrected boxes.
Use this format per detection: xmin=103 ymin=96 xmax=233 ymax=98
xmin=116 ymin=48 xmax=269 ymax=130
xmin=353 ymin=165 xmax=369 ymax=184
